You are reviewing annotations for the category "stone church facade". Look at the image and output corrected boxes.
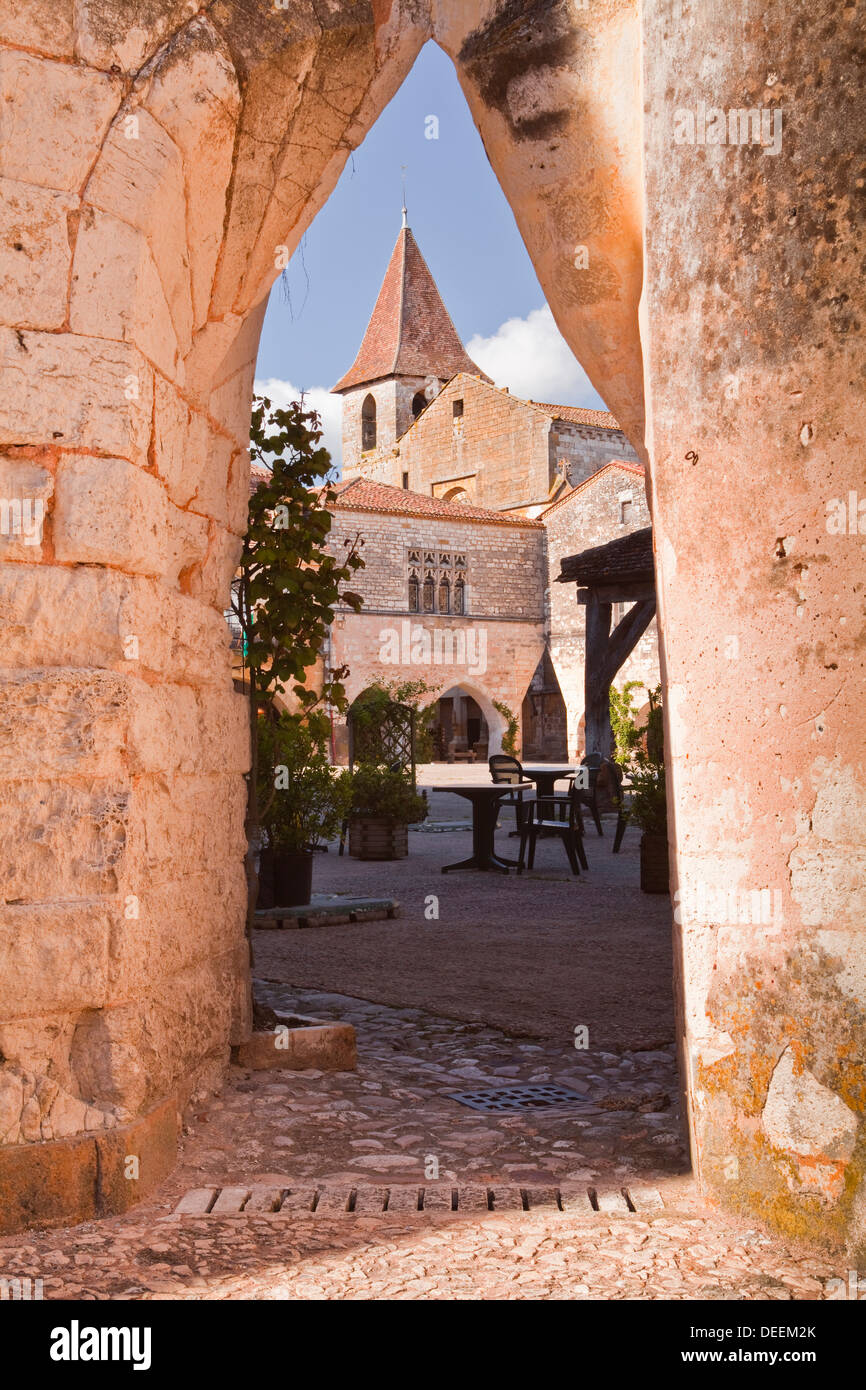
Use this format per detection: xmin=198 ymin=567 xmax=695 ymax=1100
xmin=326 ymin=221 xmax=657 ymax=759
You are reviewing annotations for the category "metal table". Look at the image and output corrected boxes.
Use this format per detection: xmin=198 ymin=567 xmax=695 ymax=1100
xmin=430 ymin=782 xmax=533 ymax=873
xmin=519 ymin=764 xmax=580 ymax=798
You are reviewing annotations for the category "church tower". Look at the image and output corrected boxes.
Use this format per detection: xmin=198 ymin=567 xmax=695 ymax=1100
xmin=332 ymin=212 xmax=489 ymax=477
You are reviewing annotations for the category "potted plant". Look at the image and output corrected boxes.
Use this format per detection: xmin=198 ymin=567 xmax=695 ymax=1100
xmin=258 ymin=714 xmax=351 ymax=906
xmin=627 ymin=686 xmax=669 ymax=894
xmin=231 ymin=394 xmax=364 ymax=928
xmin=347 ymin=764 xmax=428 ymax=860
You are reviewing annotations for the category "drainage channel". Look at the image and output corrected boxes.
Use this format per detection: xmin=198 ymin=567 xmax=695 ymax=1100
xmin=169 ymin=1183 xmax=665 ymax=1218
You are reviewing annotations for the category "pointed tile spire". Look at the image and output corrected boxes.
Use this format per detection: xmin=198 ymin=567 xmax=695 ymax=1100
xmin=332 ymin=222 xmax=489 ymax=393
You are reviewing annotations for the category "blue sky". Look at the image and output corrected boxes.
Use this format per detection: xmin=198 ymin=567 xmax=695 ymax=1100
xmin=254 ymin=41 xmax=607 ymax=468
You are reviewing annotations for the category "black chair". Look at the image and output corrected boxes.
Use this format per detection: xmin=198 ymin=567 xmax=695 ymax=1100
xmin=517 ymin=781 xmax=588 ymax=876
xmin=489 ymin=754 xmax=530 ymax=835
xmin=572 ymin=753 xmax=605 ymax=836
xmin=610 ymin=761 xmax=631 ymax=853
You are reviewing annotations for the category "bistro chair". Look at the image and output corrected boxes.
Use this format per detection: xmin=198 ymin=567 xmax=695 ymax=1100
xmin=571 ymin=753 xmax=606 ymax=836
xmin=609 ymin=761 xmax=632 ymax=853
xmin=489 ymin=753 xmax=531 ymax=834
xmin=517 ymin=780 xmax=588 ymax=876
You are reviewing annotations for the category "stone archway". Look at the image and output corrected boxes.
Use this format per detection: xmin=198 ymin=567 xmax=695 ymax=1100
xmin=433 ymin=680 xmax=506 ymax=761
xmin=1 ymin=1 xmax=863 ymax=1252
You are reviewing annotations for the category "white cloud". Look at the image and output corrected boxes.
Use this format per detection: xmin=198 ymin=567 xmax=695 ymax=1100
xmin=253 ymin=377 xmax=343 ymax=473
xmin=466 ymin=304 xmax=607 ymax=409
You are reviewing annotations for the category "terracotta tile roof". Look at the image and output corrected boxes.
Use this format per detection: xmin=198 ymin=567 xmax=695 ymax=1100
xmin=540 ymin=459 xmax=646 ymax=518
xmin=331 ymin=477 xmax=543 ymax=528
xmin=528 ymin=401 xmax=624 ymax=430
xmin=557 ymin=526 xmax=655 ymax=586
xmin=332 ymin=226 xmax=490 ymax=393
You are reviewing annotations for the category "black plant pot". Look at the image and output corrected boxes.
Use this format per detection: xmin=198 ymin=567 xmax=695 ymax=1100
xmin=260 ymin=848 xmax=314 ymax=907
xmin=639 ymin=832 xmax=670 ymax=894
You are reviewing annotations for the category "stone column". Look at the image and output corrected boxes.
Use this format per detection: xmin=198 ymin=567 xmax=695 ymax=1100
xmin=642 ymin=0 xmax=865 ymax=1253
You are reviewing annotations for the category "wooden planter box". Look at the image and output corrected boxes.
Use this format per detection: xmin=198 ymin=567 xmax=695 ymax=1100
xmin=348 ymin=817 xmax=409 ymax=861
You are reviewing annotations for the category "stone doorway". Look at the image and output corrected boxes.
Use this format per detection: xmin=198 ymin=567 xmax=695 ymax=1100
xmin=0 ymin=2 xmax=862 ymax=1253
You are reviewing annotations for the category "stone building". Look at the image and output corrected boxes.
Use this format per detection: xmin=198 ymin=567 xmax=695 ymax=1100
xmin=335 ymin=221 xmax=639 ymax=515
xmin=327 ymin=220 xmax=656 ymax=760
xmin=326 ymin=477 xmax=546 ymax=760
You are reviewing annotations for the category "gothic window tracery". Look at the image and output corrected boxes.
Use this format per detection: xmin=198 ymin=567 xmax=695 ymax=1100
xmin=405 ymin=548 xmax=469 ymax=614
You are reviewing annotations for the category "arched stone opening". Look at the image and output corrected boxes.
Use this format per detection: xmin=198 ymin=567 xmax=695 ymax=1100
xmin=432 ymin=682 xmax=505 ymax=762
xmin=0 ymin=1 xmax=862 ymax=1253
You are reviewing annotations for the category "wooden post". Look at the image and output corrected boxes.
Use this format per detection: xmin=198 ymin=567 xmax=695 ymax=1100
xmin=582 ymin=594 xmax=658 ymax=758
xmin=584 ymin=592 xmax=613 ymax=756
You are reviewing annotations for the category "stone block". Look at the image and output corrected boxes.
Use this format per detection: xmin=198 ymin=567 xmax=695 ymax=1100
xmin=75 ymin=0 xmax=198 ymax=73
xmin=0 ymin=329 xmax=153 ymax=465
xmin=0 ymin=52 xmax=121 ymax=192
xmin=0 ymin=668 xmax=129 ymax=780
xmin=0 ymin=1095 xmax=178 ymax=1235
xmin=0 ymin=780 xmax=128 ymax=902
xmin=189 ymin=522 xmax=244 ymax=607
xmin=0 ymin=456 xmax=53 ymax=560
xmin=152 ymin=376 xmax=235 ymax=522
xmin=70 ymin=210 xmax=180 ymax=379
xmin=0 ymin=1 xmax=75 ymax=58
xmin=762 ymin=1047 xmax=859 ymax=1162
xmin=53 ymin=454 xmax=209 ymax=582
xmin=0 ymin=1127 xmax=98 ymax=1234
xmin=0 ymin=903 xmax=111 ymax=1019
xmin=123 ymin=775 xmax=246 ymax=882
xmin=85 ymin=112 xmax=193 ymax=355
xmin=0 ymin=566 xmax=234 ymax=680
xmin=143 ymin=18 xmax=241 ymax=329
xmin=107 ymin=864 xmax=247 ymax=1001
xmin=235 ymin=1018 xmax=357 ymax=1072
xmin=93 ymin=1094 xmax=178 ymax=1215
xmin=93 ymin=946 xmax=250 ymax=1111
xmin=0 ymin=179 xmax=76 ymax=329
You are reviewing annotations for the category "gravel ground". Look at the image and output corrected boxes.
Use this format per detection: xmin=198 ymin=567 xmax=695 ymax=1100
xmin=254 ymin=772 xmax=674 ymax=1052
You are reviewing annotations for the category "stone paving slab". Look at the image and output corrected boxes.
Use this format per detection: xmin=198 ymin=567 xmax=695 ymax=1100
xmin=166 ymin=1181 xmax=667 ymax=1218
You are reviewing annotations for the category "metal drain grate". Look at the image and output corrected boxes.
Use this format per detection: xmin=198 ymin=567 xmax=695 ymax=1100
xmin=446 ymin=1083 xmax=593 ymax=1113
xmin=168 ymin=1183 xmax=665 ymax=1218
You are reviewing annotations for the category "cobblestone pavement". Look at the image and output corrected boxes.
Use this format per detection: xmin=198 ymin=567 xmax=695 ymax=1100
xmin=0 ymin=989 xmax=847 ymax=1300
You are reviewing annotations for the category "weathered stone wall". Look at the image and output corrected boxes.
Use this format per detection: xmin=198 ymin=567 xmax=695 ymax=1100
xmin=327 ymin=501 xmax=545 ymax=618
xmin=640 ymin=0 xmax=866 ymax=1252
xmin=550 ymin=420 xmax=640 ymax=488
xmin=544 ymin=463 xmax=659 ymax=758
xmin=0 ymin=0 xmax=428 ymax=1202
xmin=341 ymin=376 xmax=432 ymax=474
xmin=349 ymin=373 xmax=639 ymax=510
xmin=326 ymin=501 xmax=546 ymax=753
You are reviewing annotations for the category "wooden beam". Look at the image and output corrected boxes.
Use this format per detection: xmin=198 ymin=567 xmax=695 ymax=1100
xmin=577 ymin=581 xmax=655 ymax=605
xmin=598 ymin=598 xmax=657 ymax=689
xmin=583 ymin=595 xmax=657 ymax=758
